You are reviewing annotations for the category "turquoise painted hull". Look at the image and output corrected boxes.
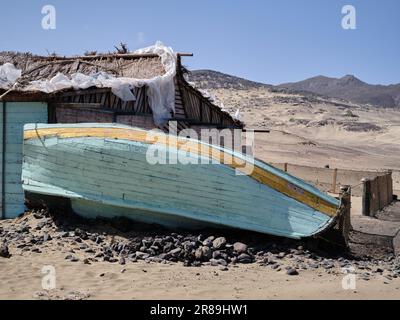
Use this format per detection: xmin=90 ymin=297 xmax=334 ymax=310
xmin=22 ymin=123 xmax=342 ymax=239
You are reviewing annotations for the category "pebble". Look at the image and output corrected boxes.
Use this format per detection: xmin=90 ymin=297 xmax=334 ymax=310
xmin=202 ymin=236 xmax=215 ymax=247
xmin=277 ymin=252 xmax=286 ymax=259
xmin=0 ymin=243 xmax=11 ymax=258
xmin=1 ymin=209 xmax=397 ymax=279
xmin=286 ymin=268 xmax=299 ymax=276
xmin=237 ymin=253 xmax=253 ymax=264
xmin=210 ymin=258 xmax=227 ymax=266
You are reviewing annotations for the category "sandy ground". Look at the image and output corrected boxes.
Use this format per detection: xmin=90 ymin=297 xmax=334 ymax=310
xmin=1 ymin=209 xmax=399 ymax=301
xmin=213 ymin=88 xmax=400 ymax=173
xmin=1 ymin=252 xmax=399 ymax=300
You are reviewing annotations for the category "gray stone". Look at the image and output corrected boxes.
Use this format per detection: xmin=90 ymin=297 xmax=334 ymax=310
xmin=169 ymin=248 xmax=182 ymax=256
xmin=277 ymin=252 xmax=286 ymax=259
xmin=201 ymin=246 xmax=212 ymax=260
xmin=195 ymin=248 xmax=203 ymax=260
xmin=287 ymin=268 xmax=299 ymax=276
xmin=210 ymin=258 xmax=227 ymax=266
xmin=212 ymin=237 xmax=227 ymax=250
xmin=233 ymin=242 xmax=248 ymax=254
xmin=70 ymin=256 xmax=79 ymax=262
xmin=135 ymin=251 xmax=150 ymax=260
xmin=237 ymin=253 xmax=253 ymax=264
xmin=212 ymin=250 xmax=222 ymax=259
xmin=202 ymin=236 xmax=215 ymax=247
xmin=0 ymin=243 xmax=11 ymax=258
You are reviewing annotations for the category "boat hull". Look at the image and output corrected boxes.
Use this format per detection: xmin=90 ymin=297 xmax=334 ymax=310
xmin=22 ymin=123 xmax=342 ymax=239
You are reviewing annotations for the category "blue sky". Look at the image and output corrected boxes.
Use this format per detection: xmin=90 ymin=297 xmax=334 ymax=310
xmin=1 ymin=0 xmax=399 ymax=85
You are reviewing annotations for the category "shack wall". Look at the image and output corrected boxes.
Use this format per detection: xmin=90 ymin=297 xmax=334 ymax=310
xmin=1 ymin=102 xmax=48 ymax=219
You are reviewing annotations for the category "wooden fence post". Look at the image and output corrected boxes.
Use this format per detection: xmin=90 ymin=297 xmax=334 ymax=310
xmin=387 ymin=170 xmax=393 ymax=204
xmin=332 ymin=168 xmax=338 ymax=193
xmin=362 ymin=178 xmax=371 ymax=216
xmin=339 ymin=185 xmax=352 ymax=245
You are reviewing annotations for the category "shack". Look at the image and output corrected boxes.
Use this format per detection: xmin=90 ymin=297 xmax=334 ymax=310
xmin=0 ymin=44 xmax=243 ymax=219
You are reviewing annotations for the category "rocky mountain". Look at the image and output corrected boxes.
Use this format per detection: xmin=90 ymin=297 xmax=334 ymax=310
xmin=278 ymin=75 xmax=400 ymax=108
xmin=188 ymin=70 xmax=271 ymax=90
xmin=188 ymin=70 xmax=400 ymax=108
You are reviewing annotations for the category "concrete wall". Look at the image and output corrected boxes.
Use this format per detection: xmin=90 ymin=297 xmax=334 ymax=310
xmin=1 ymin=102 xmax=48 ymax=218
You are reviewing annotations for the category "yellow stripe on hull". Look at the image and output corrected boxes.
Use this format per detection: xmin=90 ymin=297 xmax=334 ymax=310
xmin=24 ymin=127 xmax=339 ymax=217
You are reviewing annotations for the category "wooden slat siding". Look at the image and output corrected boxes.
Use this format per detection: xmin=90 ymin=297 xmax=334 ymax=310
xmin=109 ymin=94 xmax=116 ymax=110
xmin=378 ymin=175 xmax=387 ymax=211
xmin=0 ymin=103 xmax=4 ymax=218
xmin=388 ymin=172 xmax=393 ymax=203
xmin=116 ymin=115 xmax=155 ymax=130
xmin=100 ymin=92 xmax=107 ymax=106
xmin=0 ymin=102 xmax=48 ymax=219
xmin=174 ymin=77 xmax=187 ymax=119
xmin=175 ymin=67 xmax=243 ymax=130
xmin=144 ymin=86 xmax=152 ymax=114
xmin=55 ymin=106 xmax=114 ymax=124
xmin=135 ymin=87 xmax=144 ymax=114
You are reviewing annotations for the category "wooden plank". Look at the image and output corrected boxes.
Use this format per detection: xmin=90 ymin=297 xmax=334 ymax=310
xmin=378 ymin=174 xmax=388 ymax=210
xmin=1 ymin=102 xmax=48 ymax=220
xmin=56 ymin=103 xmax=103 ymax=109
xmin=370 ymin=177 xmax=379 ymax=216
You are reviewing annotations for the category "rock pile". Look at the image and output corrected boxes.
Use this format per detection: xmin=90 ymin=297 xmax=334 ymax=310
xmin=1 ymin=209 xmax=400 ymax=281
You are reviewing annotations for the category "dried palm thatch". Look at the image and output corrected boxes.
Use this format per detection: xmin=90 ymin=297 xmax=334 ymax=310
xmin=0 ymin=51 xmax=243 ymax=127
xmin=0 ymin=51 xmax=166 ymax=88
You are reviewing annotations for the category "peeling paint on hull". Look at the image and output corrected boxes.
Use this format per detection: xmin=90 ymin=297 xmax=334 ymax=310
xmin=22 ymin=123 xmax=342 ymax=239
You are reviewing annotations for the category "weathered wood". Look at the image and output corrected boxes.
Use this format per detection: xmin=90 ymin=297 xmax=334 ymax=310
xmin=1 ymin=102 xmax=5 ymax=219
xmin=362 ymin=178 xmax=371 ymax=216
xmin=0 ymin=102 xmax=48 ymax=219
xmin=388 ymin=171 xmax=394 ymax=202
xmin=56 ymin=103 xmax=103 ymax=109
xmin=332 ymin=168 xmax=338 ymax=193
xmin=378 ymin=174 xmax=388 ymax=210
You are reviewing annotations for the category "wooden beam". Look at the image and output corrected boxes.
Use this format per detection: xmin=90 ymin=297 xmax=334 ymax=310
xmin=56 ymin=103 xmax=103 ymax=109
xmin=1 ymin=102 xmax=6 ymax=220
xmin=177 ymin=53 xmax=193 ymax=57
xmin=244 ymin=129 xmax=270 ymax=133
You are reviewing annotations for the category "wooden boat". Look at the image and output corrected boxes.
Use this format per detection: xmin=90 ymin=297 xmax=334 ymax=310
xmin=22 ymin=123 xmax=343 ymax=239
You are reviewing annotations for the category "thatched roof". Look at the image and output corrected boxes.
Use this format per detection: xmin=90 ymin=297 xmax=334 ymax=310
xmin=0 ymin=49 xmax=243 ymax=127
xmin=0 ymin=51 xmax=165 ymax=88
